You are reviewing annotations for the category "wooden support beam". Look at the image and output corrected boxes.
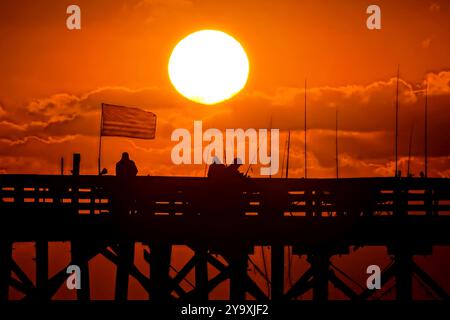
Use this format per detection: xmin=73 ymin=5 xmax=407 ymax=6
xmin=309 ymin=254 xmax=330 ymax=301
xmin=229 ymin=250 xmax=248 ymax=301
xmin=395 ymin=251 xmax=413 ymax=302
xmin=35 ymin=241 xmax=48 ymax=301
xmin=0 ymin=241 xmax=13 ymax=300
xmin=149 ymin=243 xmax=172 ymax=301
xmin=271 ymin=245 xmax=284 ymax=300
xmin=114 ymin=241 xmax=135 ymax=301
xmin=194 ymin=246 xmax=208 ymax=300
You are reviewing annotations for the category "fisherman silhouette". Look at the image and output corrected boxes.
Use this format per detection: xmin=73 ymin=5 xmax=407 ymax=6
xmin=113 ymin=153 xmax=138 ymax=298
xmin=114 ymin=152 xmax=138 ymax=222
xmin=116 ymin=152 xmax=138 ymax=178
xmin=230 ymin=158 xmax=247 ymax=216
xmin=206 ymin=157 xmax=249 ymax=292
xmin=207 ymin=156 xmax=226 ymax=179
xmin=225 ymin=157 xmax=247 ymax=179
xmin=204 ymin=157 xmax=246 ymax=220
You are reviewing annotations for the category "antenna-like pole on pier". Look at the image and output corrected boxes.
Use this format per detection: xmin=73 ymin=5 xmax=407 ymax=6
xmin=98 ymin=103 xmax=104 ymax=176
xmin=304 ymin=78 xmax=308 ymax=178
xmin=335 ymin=106 xmax=339 ymax=179
xmin=286 ymin=130 xmax=291 ymax=178
xmin=269 ymin=115 xmax=273 ymax=178
xmin=407 ymin=123 xmax=414 ymax=177
xmin=395 ymin=66 xmax=400 ymax=177
xmin=424 ymin=81 xmax=428 ymax=178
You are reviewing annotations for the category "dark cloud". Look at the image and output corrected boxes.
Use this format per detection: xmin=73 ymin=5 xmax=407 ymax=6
xmin=0 ymin=71 xmax=449 ymax=176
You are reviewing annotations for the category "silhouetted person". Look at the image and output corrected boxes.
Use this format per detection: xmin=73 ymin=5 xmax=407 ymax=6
xmin=114 ymin=152 xmax=138 ymax=222
xmin=225 ymin=158 xmax=246 ymax=179
xmin=420 ymin=171 xmax=425 ymax=178
xmin=113 ymin=153 xmax=138 ymax=299
xmin=205 ymin=157 xmax=246 ymax=220
xmin=204 ymin=157 xmax=226 ymax=217
xmin=116 ymin=152 xmax=138 ymax=178
xmin=224 ymin=158 xmax=247 ymax=219
xmin=207 ymin=156 xmax=226 ymax=179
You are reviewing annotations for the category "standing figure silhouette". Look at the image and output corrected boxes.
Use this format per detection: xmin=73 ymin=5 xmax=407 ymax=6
xmin=113 ymin=152 xmax=138 ymax=301
xmin=114 ymin=152 xmax=138 ymax=221
xmin=116 ymin=152 xmax=138 ymax=178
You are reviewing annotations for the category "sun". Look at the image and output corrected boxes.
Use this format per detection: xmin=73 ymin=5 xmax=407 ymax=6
xmin=168 ymin=30 xmax=249 ymax=105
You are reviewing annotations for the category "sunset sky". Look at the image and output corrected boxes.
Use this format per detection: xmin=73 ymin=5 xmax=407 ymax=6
xmin=1 ymin=0 xmax=449 ymax=178
xmin=2 ymin=0 xmax=450 ymax=301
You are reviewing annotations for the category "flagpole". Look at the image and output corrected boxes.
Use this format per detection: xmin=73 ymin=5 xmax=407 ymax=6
xmin=269 ymin=115 xmax=273 ymax=178
xmin=424 ymin=81 xmax=428 ymax=178
xmin=335 ymin=105 xmax=339 ymax=179
xmin=407 ymin=123 xmax=414 ymax=177
xmin=98 ymin=103 xmax=104 ymax=175
xmin=286 ymin=130 xmax=291 ymax=179
xmin=304 ymin=78 xmax=307 ymax=179
xmin=203 ymin=143 xmax=212 ymax=177
xmin=395 ymin=66 xmax=400 ymax=177
xmin=280 ymin=134 xmax=288 ymax=177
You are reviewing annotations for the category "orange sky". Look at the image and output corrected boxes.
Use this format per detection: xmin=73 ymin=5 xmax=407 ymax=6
xmin=0 ymin=0 xmax=450 ymax=177
xmin=2 ymin=0 xmax=450 ymax=301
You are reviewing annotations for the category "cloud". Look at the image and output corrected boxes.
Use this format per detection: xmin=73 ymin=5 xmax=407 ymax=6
xmin=421 ymin=38 xmax=432 ymax=49
xmin=208 ymin=75 xmax=430 ymax=134
xmin=0 ymin=71 xmax=450 ymax=177
xmin=426 ymin=71 xmax=450 ymax=95
xmin=0 ymin=135 xmax=78 ymax=147
xmin=0 ymin=86 xmax=192 ymax=140
xmin=429 ymin=3 xmax=440 ymax=12
xmin=27 ymin=94 xmax=80 ymax=119
xmin=0 ymin=105 xmax=6 ymax=117
xmin=135 ymin=0 xmax=193 ymax=9
xmin=133 ymin=0 xmax=194 ymax=24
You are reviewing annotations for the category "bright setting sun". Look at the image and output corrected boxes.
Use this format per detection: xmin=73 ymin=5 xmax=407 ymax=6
xmin=168 ymin=30 xmax=249 ymax=105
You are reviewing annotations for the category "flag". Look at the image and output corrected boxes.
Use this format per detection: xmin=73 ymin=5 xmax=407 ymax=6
xmin=101 ymin=104 xmax=157 ymax=139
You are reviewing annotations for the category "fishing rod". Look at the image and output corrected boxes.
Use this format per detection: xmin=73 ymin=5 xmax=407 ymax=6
xmin=245 ymin=115 xmax=273 ymax=176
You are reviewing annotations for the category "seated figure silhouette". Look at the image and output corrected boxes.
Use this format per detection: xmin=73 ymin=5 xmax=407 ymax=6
xmin=207 ymin=156 xmax=226 ymax=179
xmin=225 ymin=157 xmax=247 ymax=179
xmin=116 ymin=152 xmax=138 ymax=178
xmin=206 ymin=157 xmax=246 ymax=220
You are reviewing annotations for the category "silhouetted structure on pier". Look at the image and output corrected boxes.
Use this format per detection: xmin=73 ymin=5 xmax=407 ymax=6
xmin=1 ymin=173 xmax=450 ymax=302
